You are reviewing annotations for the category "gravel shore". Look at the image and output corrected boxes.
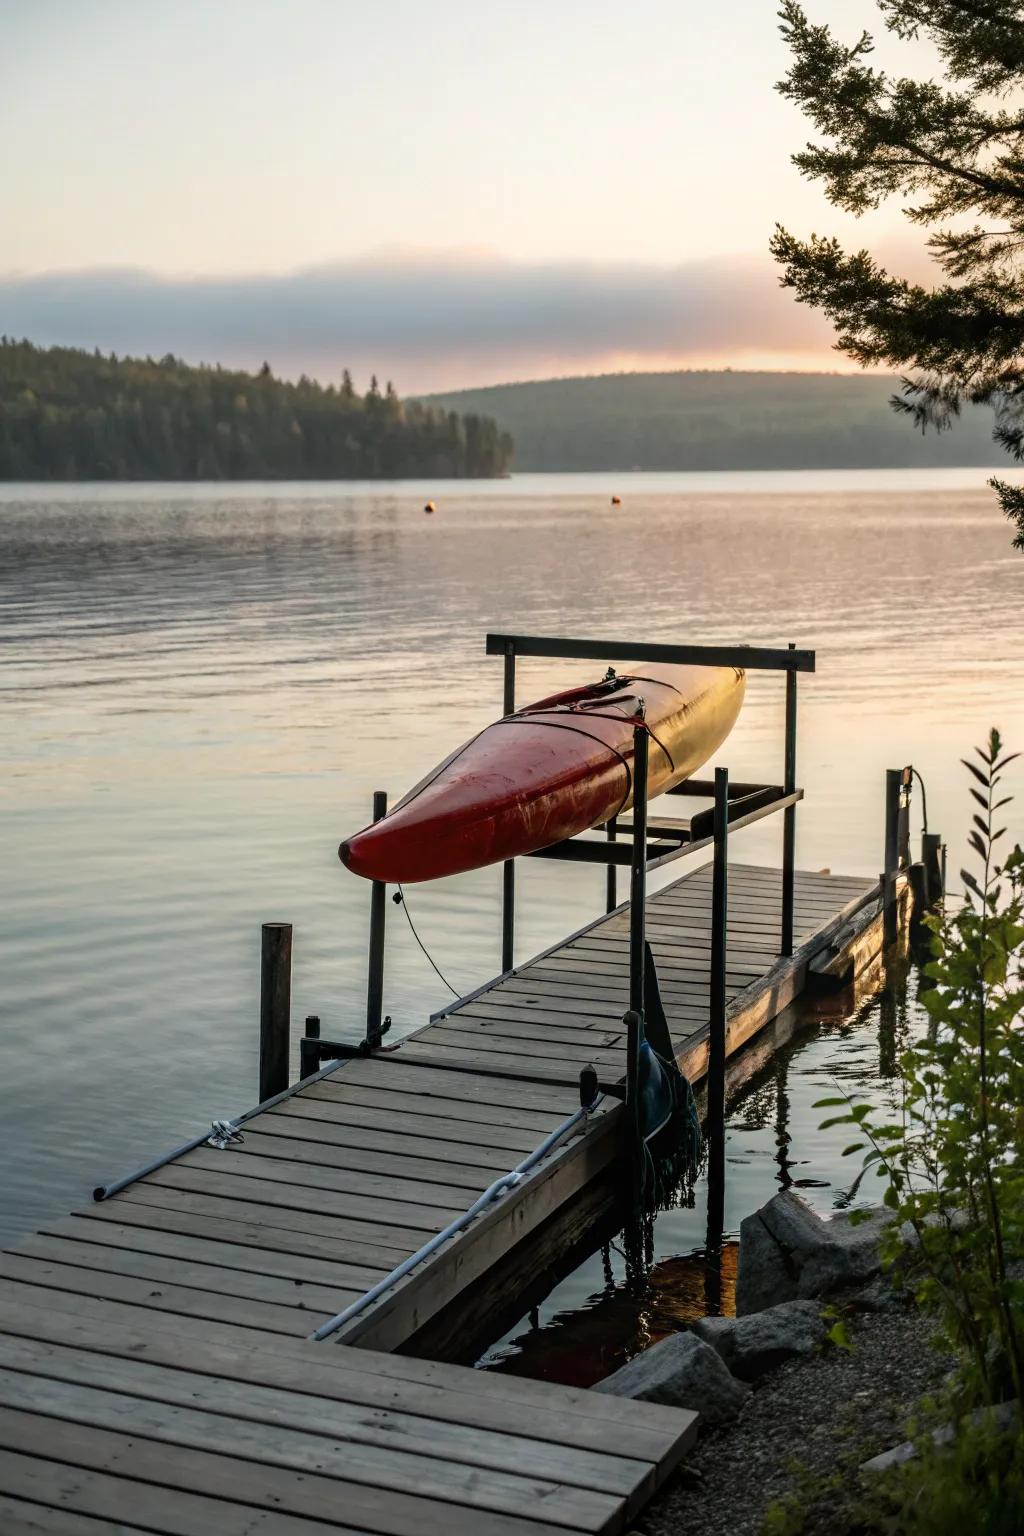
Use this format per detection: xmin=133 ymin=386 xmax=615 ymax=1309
xmin=637 ymin=1305 xmax=952 ymax=1536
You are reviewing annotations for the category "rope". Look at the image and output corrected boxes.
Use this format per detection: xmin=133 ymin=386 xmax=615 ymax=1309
xmin=394 ymin=883 xmax=462 ymax=998
xmin=508 ymin=694 xmax=675 ymax=773
xmin=911 ymin=767 xmax=929 ymax=834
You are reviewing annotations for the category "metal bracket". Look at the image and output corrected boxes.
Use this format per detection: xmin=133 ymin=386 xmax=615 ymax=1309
xmin=579 ymin=1065 xmax=626 ymax=1105
xmin=299 ymin=1013 xmax=392 ymax=1078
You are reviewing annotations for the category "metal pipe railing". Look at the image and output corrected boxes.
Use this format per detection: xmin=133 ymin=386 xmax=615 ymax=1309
xmin=501 ymin=641 xmax=517 ymax=973
xmin=310 ymin=1092 xmax=605 ymax=1342
xmin=365 ymin=790 xmax=388 ymax=1048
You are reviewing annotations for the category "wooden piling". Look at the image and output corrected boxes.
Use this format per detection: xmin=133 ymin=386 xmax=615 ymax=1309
xmin=299 ymin=1013 xmax=321 ymax=1081
xmin=883 ymin=768 xmax=902 ymax=945
xmin=259 ymin=922 xmax=292 ymax=1101
xmin=922 ymin=831 xmax=943 ymax=905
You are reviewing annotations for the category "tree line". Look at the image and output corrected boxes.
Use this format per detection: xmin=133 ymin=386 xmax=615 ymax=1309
xmin=0 ymin=340 xmax=514 ymax=481
xmin=424 ymin=368 xmax=1000 ymax=473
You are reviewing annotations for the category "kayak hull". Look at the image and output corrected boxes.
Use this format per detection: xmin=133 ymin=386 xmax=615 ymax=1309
xmin=340 ymin=663 xmax=745 ymax=884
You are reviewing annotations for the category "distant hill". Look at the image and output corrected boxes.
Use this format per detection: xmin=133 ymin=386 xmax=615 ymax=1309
xmin=0 ymin=339 xmax=514 ymax=481
xmin=420 ymin=370 xmax=1001 ymax=472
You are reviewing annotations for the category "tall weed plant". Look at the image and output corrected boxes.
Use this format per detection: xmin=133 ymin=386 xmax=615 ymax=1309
xmin=820 ymin=731 xmax=1023 ymax=1405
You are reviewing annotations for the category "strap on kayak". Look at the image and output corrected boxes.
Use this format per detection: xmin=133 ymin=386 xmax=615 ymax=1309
xmin=504 ymin=697 xmax=676 ymax=775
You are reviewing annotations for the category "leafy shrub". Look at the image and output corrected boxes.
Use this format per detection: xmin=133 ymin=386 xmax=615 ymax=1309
xmin=820 ymin=731 xmax=1023 ymax=1405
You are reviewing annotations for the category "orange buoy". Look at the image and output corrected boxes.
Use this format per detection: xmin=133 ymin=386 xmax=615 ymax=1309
xmin=424 ymin=501 xmax=435 ymax=513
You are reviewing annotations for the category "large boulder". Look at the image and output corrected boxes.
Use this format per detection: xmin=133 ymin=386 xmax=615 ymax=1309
xmin=736 ymin=1191 xmax=829 ymax=1314
xmin=693 ymin=1299 xmax=826 ymax=1380
xmin=798 ymin=1207 xmax=894 ymax=1297
xmin=592 ymin=1331 xmax=750 ymax=1426
xmin=735 ymin=1205 xmax=801 ymax=1314
xmin=737 ymin=1192 xmax=893 ymax=1314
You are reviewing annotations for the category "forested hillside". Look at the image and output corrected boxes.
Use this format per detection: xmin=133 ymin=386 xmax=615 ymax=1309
xmin=0 ymin=340 xmax=514 ymax=480
xmin=422 ymin=370 xmax=1000 ymax=472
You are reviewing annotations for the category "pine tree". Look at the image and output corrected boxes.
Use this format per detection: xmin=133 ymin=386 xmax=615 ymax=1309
xmin=771 ymin=0 xmax=1024 ymax=549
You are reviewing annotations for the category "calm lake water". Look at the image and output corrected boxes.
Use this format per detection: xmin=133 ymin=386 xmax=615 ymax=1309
xmin=3 ymin=469 xmax=1023 ymax=1324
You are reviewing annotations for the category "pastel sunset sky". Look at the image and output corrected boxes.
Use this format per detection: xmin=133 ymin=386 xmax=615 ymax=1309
xmin=2 ymin=0 xmax=938 ymax=390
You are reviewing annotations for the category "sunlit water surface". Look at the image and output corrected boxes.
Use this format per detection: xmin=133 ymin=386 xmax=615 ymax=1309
xmin=2 ymin=469 xmax=1022 ymax=1277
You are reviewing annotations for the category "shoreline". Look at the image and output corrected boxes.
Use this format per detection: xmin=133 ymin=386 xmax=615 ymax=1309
xmin=639 ymin=1303 xmax=951 ymax=1536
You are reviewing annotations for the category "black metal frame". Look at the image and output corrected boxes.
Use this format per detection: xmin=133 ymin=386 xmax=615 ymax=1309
xmin=311 ymin=631 xmax=813 ymax=1107
xmin=490 ymin=632 xmax=811 ymax=972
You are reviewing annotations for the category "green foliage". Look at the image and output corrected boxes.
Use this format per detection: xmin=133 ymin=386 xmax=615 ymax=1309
xmin=761 ymin=1410 xmax=1024 ymax=1534
xmin=771 ymin=1 xmax=1024 ymax=548
xmin=0 ymin=339 xmax=514 ymax=481
xmin=888 ymin=1414 xmax=1024 ymax=1536
xmin=816 ymin=731 xmax=1024 ymax=1410
xmin=820 ymin=1303 xmax=853 ymax=1352
xmin=423 ymin=369 xmax=1000 ymax=472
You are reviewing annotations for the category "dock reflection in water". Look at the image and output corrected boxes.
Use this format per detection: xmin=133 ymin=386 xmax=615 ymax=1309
xmin=479 ymin=945 xmax=920 ymax=1386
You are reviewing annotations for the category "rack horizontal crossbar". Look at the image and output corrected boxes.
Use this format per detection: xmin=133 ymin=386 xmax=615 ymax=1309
xmin=486 ymin=633 xmax=816 ymax=673
xmin=525 ymin=787 xmax=803 ymax=869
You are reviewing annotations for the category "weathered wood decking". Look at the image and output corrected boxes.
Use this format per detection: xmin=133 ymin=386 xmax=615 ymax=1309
xmin=0 ymin=1309 xmax=694 ymax=1535
xmin=0 ymin=857 xmax=879 ymax=1533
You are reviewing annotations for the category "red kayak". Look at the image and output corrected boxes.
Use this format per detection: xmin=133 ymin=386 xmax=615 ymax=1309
xmin=340 ymin=662 xmax=746 ymax=884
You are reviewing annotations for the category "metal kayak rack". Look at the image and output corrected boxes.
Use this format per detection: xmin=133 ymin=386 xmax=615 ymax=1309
xmin=282 ymin=633 xmax=815 ymax=1199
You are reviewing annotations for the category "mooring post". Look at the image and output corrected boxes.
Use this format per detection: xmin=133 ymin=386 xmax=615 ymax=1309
xmin=629 ymin=721 xmax=649 ymax=1018
xmin=299 ymin=1014 xmax=321 ymax=1081
xmin=606 ymin=815 xmax=618 ymax=913
xmin=922 ymin=831 xmax=943 ymax=906
xmin=501 ymin=641 xmax=517 ymax=972
xmin=366 ymin=790 xmax=388 ymax=1047
xmin=883 ymin=768 xmax=901 ymax=945
xmin=781 ymin=646 xmax=797 ymax=957
xmin=707 ymin=766 xmax=729 ymax=1232
xmin=259 ymin=922 xmax=292 ymax=1101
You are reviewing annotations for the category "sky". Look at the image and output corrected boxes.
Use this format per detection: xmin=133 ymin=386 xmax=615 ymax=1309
xmin=1 ymin=0 xmax=938 ymax=391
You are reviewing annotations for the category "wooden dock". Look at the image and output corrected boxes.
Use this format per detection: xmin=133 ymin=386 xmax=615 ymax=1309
xmin=0 ymin=1308 xmax=694 ymax=1535
xmin=0 ymin=856 xmax=883 ymax=1534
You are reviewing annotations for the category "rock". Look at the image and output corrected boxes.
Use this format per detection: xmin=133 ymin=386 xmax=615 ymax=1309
xmin=693 ymin=1300 xmax=826 ymax=1381
xmin=593 ymin=1331 xmax=750 ymax=1426
xmin=861 ymin=1400 xmax=1019 ymax=1474
xmin=737 ymin=1192 xmax=894 ymax=1314
xmin=899 ymin=1209 xmax=970 ymax=1250
xmin=690 ymin=1315 xmax=737 ymax=1370
xmin=761 ymin=1188 xmax=831 ymax=1255
xmin=848 ymin=1274 xmax=906 ymax=1313
xmin=798 ymin=1207 xmax=893 ymax=1297
xmin=736 ymin=1191 xmax=828 ymax=1315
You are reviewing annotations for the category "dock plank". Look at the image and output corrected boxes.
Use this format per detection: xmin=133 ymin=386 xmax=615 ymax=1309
xmin=0 ymin=1336 xmax=656 ymax=1502
xmin=42 ymin=1215 xmax=385 ymax=1289
xmin=0 ymin=1301 xmax=694 ymax=1464
xmin=0 ymin=1412 xmax=593 ymax=1536
xmin=0 ymin=1371 xmax=626 ymax=1532
xmin=0 ymin=1254 xmax=332 ymax=1337
xmin=7 ymin=1235 xmax=357 ymax=1316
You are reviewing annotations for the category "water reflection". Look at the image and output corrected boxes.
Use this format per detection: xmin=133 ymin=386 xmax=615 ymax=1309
xmin=480 ymin=943 xmax=924 ymax=1385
